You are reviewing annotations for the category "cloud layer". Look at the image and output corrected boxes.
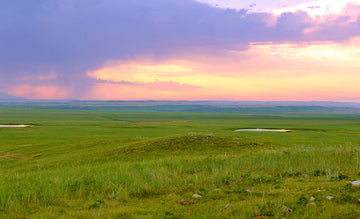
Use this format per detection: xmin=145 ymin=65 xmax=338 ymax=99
xmin=1 ymin=0 xmax=360 ymax=99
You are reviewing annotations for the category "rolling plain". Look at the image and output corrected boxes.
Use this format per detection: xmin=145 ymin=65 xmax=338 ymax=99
xmin=1 ymin=105 xmax=360 ymax=218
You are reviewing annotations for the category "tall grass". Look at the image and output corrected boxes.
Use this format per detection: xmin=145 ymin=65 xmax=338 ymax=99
xmin=2 ymin=109 xmax=360 ymax=218
xmin=2 ymin=140 xmax=360 ymax=218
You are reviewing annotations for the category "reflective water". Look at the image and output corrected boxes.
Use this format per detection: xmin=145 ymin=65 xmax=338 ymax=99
xmin=0 ymin=125 xmax=31 ymax=127
xmin=235 ymin=129 xmax=292 ymax=132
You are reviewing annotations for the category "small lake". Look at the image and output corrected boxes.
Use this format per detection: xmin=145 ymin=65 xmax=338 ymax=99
xmin=235 ymin=129 xmax=292 ymax=132
xmin=0 ymin=125 xmax=32 ymax=127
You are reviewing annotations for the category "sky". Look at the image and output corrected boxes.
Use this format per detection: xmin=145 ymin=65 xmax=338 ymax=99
xmin=1 ymin=0 xmax=360 ymax=101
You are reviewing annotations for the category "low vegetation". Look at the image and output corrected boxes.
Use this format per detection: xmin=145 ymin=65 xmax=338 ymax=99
xmin=1 ymin=108 xmax=360 ymax=218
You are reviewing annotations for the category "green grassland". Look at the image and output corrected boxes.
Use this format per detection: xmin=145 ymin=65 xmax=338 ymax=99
xmin=1 ymin=107 xmax=360 ymax=218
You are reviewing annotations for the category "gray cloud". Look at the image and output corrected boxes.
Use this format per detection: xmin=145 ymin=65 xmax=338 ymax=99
xmin=0 ymin=0 xmax=359 ymax=98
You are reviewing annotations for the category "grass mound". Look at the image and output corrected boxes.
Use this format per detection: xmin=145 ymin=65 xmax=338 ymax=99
xmin=113 ymin=133 xmax=261 ymax=155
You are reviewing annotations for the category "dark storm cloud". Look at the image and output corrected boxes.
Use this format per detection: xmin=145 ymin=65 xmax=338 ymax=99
xmin=0 ymin=0 xmax=359 ymax=97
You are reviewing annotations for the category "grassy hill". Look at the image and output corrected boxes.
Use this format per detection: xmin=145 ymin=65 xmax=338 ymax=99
xmin=1 ymin=108 xmax=360 ymax=218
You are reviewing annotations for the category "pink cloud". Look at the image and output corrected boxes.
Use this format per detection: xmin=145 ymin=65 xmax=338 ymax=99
xmin=2 ymin=0 xmax=360 ymax=101
xmin=96 ymin=80 xmax=200 ymax=91
xmin=86 ymin=82 xmax=202 ymax=100
xmin=8 ymin=85 xmax=69 ymax=99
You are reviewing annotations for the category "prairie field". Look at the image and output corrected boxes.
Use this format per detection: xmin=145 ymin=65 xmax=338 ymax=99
xmin=1 ymin=107 xmax=360 ymax=218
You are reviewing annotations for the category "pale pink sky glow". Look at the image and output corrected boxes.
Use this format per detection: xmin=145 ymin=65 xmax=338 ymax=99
xmin=1 ymin=0 xmax=360 ymax=101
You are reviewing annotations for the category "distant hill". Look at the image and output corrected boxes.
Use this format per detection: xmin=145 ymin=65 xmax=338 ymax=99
xmin=31 ymin=100 xmax=359 ymax=108
xmin=1 ymin=100 xmax=360 ymax=114
xmin=0 ymin=92 xmax=23 ymax=100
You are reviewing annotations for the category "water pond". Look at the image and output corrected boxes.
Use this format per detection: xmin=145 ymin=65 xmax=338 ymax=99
xmin=235 ymin=128 xmax=292 ymax=132
xmin=0 ymin=125 xmax=32 ymax=127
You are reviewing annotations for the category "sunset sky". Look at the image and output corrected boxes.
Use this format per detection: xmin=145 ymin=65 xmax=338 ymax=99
xmin=1 ymin=0 xmax=360 ymax=101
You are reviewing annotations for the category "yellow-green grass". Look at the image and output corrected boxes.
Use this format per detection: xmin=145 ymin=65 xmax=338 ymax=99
xmin=1 ymin=108 xmax=360 ymax=218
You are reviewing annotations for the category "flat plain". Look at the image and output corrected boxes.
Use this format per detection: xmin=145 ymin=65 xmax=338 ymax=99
xmin=1 ymin=107 xmax=360 ymax=218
